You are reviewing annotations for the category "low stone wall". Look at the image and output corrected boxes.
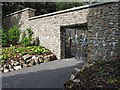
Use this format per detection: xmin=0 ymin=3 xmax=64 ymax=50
xmin=2 ymin=2 xmax=120 ymax=61
xmin=0 ymin=53 xmax=57 ymax=73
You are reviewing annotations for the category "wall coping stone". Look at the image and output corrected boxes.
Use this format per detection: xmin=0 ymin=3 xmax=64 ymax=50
xmin=3 ymin=8 xmax=36 ymax=18
xmin=29 ymin=2 xmax=118 ymax=20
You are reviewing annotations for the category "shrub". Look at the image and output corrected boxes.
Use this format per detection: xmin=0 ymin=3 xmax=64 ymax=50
xmin=20 ymin=28 xmax=33 ymax=46
xmin=8 ymin=26 xmax=20 ymax=45
xmin=0 ymin=29 xmax=8 ymax=47
xmin=20 ymin=37 xmax=32 ymax=46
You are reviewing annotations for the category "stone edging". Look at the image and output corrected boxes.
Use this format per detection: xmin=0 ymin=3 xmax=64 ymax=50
xmin=0 ymin=53 xmax=57 ymax=73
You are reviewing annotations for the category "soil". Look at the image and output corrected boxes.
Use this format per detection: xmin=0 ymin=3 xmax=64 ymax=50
xmin=64 ymin=59 xmax=120 ymax=90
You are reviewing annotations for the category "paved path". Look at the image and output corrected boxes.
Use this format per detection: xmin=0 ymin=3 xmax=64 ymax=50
xmin=1 ymin=58 xmax=85 ymax=88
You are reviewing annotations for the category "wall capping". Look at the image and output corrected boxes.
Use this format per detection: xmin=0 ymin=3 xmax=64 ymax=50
xmin=3 ymin=8 xmax=36 ymax=18
xmin=29 ymin=2 xmax=117 ymax=20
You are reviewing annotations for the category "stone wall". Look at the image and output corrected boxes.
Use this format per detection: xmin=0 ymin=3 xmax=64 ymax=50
xmin=2 ymin=8 xmax=35 ymax=31
xmin=29 ymin=8 xmax=89 ymax=59
xmin=2 ymin=2 xmax=120 ymax=60
xmin=87 ymin=2 xmax=120 ymax=62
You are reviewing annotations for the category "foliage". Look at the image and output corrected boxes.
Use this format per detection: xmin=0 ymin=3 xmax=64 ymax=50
xmin=0 ymin=46 xmax=49 ymax=62
xmin=20 ymin=28 xmax=33 ymax=46
xmin=0 ymin=29 xmax=8 ymax=46
xmin=55 ymin=2 xmax=86 ymax=11
xmin=2 ymin=2 xmax=56 ymax=16
xmin=2 ymin=2 xmax=87 ymax=16
xmin=8 ymin=26 xmax=20 ymax=45
xmin=107 ymin=77 xmax=118 ymax=84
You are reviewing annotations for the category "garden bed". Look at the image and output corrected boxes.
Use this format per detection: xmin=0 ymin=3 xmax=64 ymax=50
xmin=64 ymin=59 xmax=120 ymax=90
xmin=0 ymin=45 xmax=57 ymax=73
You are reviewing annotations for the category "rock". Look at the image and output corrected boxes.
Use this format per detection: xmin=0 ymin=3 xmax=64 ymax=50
xmin=30 ymin=59 xmax=36 ymax=66
xmin=38 ymin=55 xmax=44 ymax=58
xmin=0 ymin=67 xmax=4 ymax=73
xmin=74 ymin=68 xmax=81 ymax=73
xmin=34 ymin=59 xmax=39 ymax=64
xmin=32 ymin=55 xmax=39 ymax=64
xmin=38 ymin=57 xmax=44 ymax=63
xmin=13 ymin=65 xmax=22 ymax=70
xmin=70 ymin=74 xmax=75 ymax=80
xmin=39 ymin=59 xmax=44 ymax=63
xmin=8 ymin=64 xmax=14 ymax=72
xmin=44 ymin=56 xmax=50 ymax=62
xmin=44 ymin=60 xmax=49 ymax=62
xmin=72 ymin=68 xmax=81 ymax=76
xmin=65 ymin=81 xmax=74 ymax=89
xmin=22 ymin=63 xmax=27 ymax=68
xmin=10 ymin=60 xmax=15 ymax=66
xmin=50 ymin=54 xmax=57 ymax=60
xmin=25 ymin=58 xmax=32 ymax=64
xmin=85 ymin=63 xmax=94 ymax=68
xmin=73 ymin=79 xmax=80 ymax=83
xmin=19 ymin=60 xmax=25 ymax=64
xmin=27 ymin=63 xmax=33 ymax=67
xmin=80 ymin=65 xmax=86 ymax=72
xmin=22 ymin=54 xmax=32 ymax=61
xmin=4 ymin=68 xmax=9 ymax=73
xmin=32 ymin=55 xmax=38 ymax=60
xmin=13 ymin=61 xmax=20 ymax=66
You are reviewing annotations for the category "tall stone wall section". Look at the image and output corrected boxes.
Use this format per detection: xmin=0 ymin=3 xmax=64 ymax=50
xmin=87 ymin=2 xmax=120 ymax=62
xmin=2 ymin=2 xmax=120 ymax=60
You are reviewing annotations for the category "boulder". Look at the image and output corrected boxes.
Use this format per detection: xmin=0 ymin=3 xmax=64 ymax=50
xmin=34 ymin=59 xmax=39 ymax=64
xmin=73 ymin=79 xmax=80 ymax=83
xmin=30 ymin=59 xmax=36 ymax=66
xmin=13 ymin=65 xmax=22 ymax=70
xmin=13 ymin=61 xmax=20 ymax=66
xmin=22 ymin=63 xmax=27 ymax=68
xmin=44 ymin=59 xmax=49 ymax=63
xmin=27 ymin=63 xmax=33 ymax=67
xmin=49 ymin=54 xmax=57 ymax=60
xmin=22 ymin=54 xmax=32 ymax=61
xmin=0 ymin=67 xmax=4 ymax=73
xmin=32 ymin=55 xmax=38 ymax=60
xmin=32 ymin=55 xmax=39 ymax=64
xmin=25 ymin=58 xmax=32 ymax=64
xmin=44 ymin=56 xmax=50 ymax=62
xmin=38 ymin=56 xmax=44 ymax=63
xmin=3 ymin=67 xmax=9 ymax=73
xmin=70 ymin=74 xmax=76 ymax=80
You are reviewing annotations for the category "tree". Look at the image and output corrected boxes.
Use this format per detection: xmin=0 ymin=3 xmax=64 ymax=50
xmin=2 ymin=2 xmax=56 ymax=16
xmin=2 ymin=2 xmax=86 ymax=16
xmin=55 ymin=2 xmax=87 ymax=11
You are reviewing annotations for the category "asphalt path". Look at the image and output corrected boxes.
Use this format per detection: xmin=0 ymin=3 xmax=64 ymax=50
xmin=1 ymin=58 xmax=84 ymax=88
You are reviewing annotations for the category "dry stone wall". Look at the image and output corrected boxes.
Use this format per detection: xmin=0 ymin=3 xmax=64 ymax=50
xmin=29 ymin=9 xmax=89 ymax=59
xmin=2 ymin=8 xmax=35 ymax=31
xmin=87 ymin=2 xmax=120 ymax=62
xmin=2 ymin=2 xmax=120 ymax=61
